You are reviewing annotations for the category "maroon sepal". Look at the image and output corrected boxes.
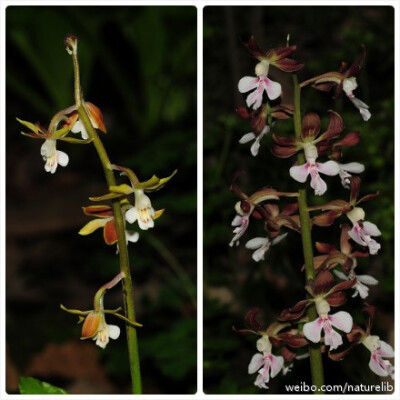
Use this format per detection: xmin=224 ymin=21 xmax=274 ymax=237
xmin=363 ymin=303 xmax=376 ymax=334
xmin=272 ymin=145 xmax=299 ymax=158
xmin=266 ymin=45 xmax=298 ymax=61
xmin=250 ymin=107 xmax=268 ymax=135
xmin=347 ymin=324 xmax=366 ymax=343
xmin=325 ymin=291 xmax=347 ymax=307
xmin=330 ymin=277 xmax=357 ymax=294
xmin=278 ymin=299 xmax=311 ymax=321
xmin=271 ymin=104 xmax=294 ymax=120
xmin=272 ymin=134 xmax=298 ymax=147
xmin=244 ymin=308 xmax=264 ymax=331
xmin=278 ymin=332 xmax=308 ymax=348
xmin=269 ymin=337 xmax=282 ymax=347
xmin=281 ymin=346 xmax=297 ymax=362
xmin=328 ymin=342 xmax=358 ymax=361
xmin=241 ymin=36 xmax=265 ymax=59
xmin=316 ymin=242 xmax=337 ymax=255
xmin=349 ymin=177 xmax=362 ymax=205
xmin=235 ymin=106 xmax=250 ymax=120
xmin=301 ymin=112 xmax=321 ymax=140
xmin=318 ymin=111 xmax=343 ymax=143
xmin=313 ymin=270 xmax=335 ymax=295
xmin=282 ymin=202 xmax=299 ymax=215
xmin=357 ymin=192 xmax=380 ymax=205
xmin=312 ymin=210 xmax=343 ymax=227
xmin=232 ymin=326 xmax=256 ymax=335
xmin=335 ymin=131 xmax=361 ymax=147
xmin=274 ymin=58 xmax=305 ymax=72
xmin=346 ymin=44 xmax=366 ymax=78
xmin=314 ymin=82 xmax=336 ymax=92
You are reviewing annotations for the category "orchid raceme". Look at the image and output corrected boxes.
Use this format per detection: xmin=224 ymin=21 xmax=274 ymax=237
xmin=231 ymin=35 xmax=391 ymax=392
xmin=17 ymin=33 xmax=183 ymax=395
xmin=61 ymin=272 xmax=142 ymax=349
xmin=79 ymin=201 xmax=139 ymax=246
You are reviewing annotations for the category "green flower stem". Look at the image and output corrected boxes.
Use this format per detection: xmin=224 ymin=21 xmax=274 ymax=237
xmin=292 ymin=74 xmax=324 ymax=393
xmin=71 ymin=44 xmax=142 ymax=394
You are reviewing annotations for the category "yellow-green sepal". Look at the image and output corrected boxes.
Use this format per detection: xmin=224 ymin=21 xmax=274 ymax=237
xmin=51 ymin=126 xmax=71 ymax=139
xmin=60 ymin=137 xmax=93 ymax=144
xmin=16 ymin=118 xmax=40 ymax=133
xmin=109 ymin=184 xmax=134 ymax=195
xmin=89 ymin=192 xmax=124 ymax=202
xmin=136 ymin=169 xmax=178 ymax=192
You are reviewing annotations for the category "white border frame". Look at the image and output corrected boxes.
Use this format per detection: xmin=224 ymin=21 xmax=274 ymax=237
xmin=1 ymin=0 xmax=398 ymax=399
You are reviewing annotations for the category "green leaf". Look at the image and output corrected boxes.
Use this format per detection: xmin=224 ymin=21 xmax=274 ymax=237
xmin=19 ymin=377 xmax=68 ymax=394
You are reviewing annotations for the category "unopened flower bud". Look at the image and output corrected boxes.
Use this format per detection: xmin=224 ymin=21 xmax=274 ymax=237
xmin=65 ymin=34 xmax=78 ymax=55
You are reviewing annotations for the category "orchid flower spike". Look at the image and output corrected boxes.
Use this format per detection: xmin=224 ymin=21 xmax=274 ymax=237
xmin=362 ymin=335 xmax=394 ymax=379
xmin=303 ymin=298 xmax=353 ymax=351
xmin=248 ymin=335 xmax=284 ymax=389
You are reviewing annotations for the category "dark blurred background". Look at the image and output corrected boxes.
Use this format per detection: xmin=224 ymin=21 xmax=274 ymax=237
xmin=6 ymin=6 xmax=196 ymax=394
xmin=204 ymin=6 xmax=394 ymax=394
